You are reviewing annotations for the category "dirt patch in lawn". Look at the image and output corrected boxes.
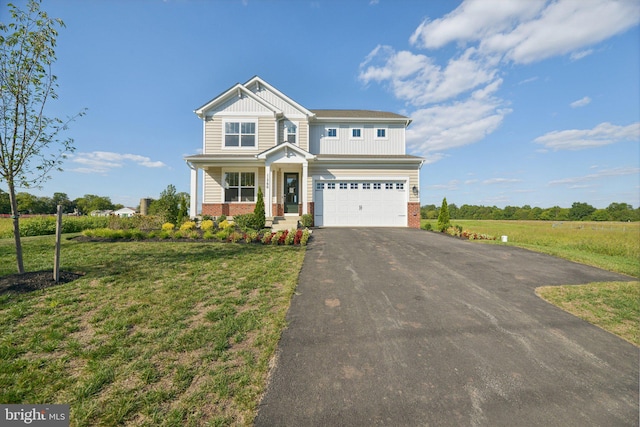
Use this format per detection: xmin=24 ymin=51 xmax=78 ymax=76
xmin=0 ymin=270 xmax=84 ymax=295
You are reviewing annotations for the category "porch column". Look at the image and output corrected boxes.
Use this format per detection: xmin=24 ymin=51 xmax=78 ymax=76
xmin=189 ymin=165 xmax=198 ymax=218
xmin=265 ymin=163 xmax=272 ymax=217
xmin=302 ymin=161 xmax=308 ymax=215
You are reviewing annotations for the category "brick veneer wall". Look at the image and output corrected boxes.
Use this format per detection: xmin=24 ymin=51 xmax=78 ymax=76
xmin=202 ymin=203 xmax=256 ymax=217
xmin=407 ymin=202 xmax=421 ymax=228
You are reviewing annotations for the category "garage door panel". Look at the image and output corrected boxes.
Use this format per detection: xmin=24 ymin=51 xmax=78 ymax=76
xmin=314 ymin=179 xmax=406 ymax=227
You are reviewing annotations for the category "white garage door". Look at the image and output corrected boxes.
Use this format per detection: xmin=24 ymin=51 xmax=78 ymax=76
xmin=314 ymin=180 xmax=407 ymax=227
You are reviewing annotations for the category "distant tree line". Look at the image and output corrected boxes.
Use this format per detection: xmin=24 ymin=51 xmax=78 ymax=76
xmin=421 ymin=202 xmax=639 ymax=222
xmin=0 ymin=185 xmax=189 ymax=223
xmin=0 ymin=189 xmax=122 ymax=215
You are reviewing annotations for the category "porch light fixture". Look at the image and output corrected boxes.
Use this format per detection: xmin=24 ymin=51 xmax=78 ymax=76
xmin=412 ymin=185 xmax=419 ymax=196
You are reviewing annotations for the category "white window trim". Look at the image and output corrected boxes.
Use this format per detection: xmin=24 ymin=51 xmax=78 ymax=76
xmin=325 ymin=126 xmax=338 ymax=139
xmin=375 ymin=126 xmax=388 ymax=140
xmin=221 ymin=168 xmax=259 ymax=203
xmin=350 ymin=127 xmax=363 ymax=140
xmin=221 ymin=119 xmax=258 ymax=150
xmin=284 ymin=120 xmax=298 ymax=145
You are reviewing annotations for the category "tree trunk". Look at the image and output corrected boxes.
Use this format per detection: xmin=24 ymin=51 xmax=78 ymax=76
xmin=7 ymin=182 xmax=25 ymax=274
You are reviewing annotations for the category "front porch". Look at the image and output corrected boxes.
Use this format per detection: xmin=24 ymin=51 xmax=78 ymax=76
xmin=186 ymin=142 xmax=315 ymax=220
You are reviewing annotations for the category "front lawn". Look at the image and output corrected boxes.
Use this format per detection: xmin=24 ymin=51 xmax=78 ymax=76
xmin=0 ymin=235 xmax=305 ymax=425
xmin=537 ymin=281 xmax=639 ymax=346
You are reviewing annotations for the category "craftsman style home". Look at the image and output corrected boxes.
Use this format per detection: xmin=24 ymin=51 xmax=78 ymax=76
xmin=185 ymin=76 xmax=423 ymax=227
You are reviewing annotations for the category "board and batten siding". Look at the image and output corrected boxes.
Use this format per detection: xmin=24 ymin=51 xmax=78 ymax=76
xmin=309 ymin=123 xmax=405 ymax=155
xmin=308 ymin=165 xmax=420 ymax=203
xmin=204 ymin=116 xmax=276 ymax=154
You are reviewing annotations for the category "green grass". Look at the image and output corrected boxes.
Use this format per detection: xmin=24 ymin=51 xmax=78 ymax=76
xmin=0 ymin=235 xmax=305 ymax=426
xmin=536 ymin=281 xmax=639 ymax=346
xmin=421 ymin=219 xmax=639 ymax=277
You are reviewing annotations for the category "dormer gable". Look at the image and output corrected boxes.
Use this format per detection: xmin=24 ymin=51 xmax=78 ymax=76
xmin=244 ymin=76 xmax=314 ymax=119
xmin=194 ymin=82 xmax=283 ymax=119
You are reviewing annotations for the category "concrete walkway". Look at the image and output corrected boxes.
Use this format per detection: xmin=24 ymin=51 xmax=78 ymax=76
xmin=255 ymin=228 xmax=638 ymax=426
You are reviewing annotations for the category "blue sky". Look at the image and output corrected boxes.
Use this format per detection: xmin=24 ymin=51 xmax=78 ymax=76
xmin=2 ymin=0 xmax=639 ymax=209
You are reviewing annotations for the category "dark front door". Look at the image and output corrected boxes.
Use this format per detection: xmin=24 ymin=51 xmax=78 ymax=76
xmin=284 ymin=173 xmax=299 ymax=214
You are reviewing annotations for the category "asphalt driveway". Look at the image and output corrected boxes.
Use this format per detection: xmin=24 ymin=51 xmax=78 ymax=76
xmin=255 ymin=228 xmax=638 ymax=426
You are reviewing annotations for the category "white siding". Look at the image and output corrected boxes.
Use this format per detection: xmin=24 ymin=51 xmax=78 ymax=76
xmin=309 ymin=123 xmax=405 ymax=155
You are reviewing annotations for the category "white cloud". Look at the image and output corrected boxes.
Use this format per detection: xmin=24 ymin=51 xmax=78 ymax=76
xmin=482 ymin=178 xmax=522 ymax=185
xmin=548 ymin=166 xmax=640 ymax=185
xmin=359 ymin=0 xmax=640 ymax=163
xmin=534 ymin=122 xmax=640 ymax=150
xmin=570 ymin=49 xmax=594 ymax=61
xmin=570 ymin=96 xmax=591 ymax=108
xmin=70 ymin=151 xmax=167 ymax=174
xmin=411 ymin=0 xmax=640 ymax=64
xmin=427 ymin=180 xmax=459 ymax=191
xmin=359 ymin=45 xmax=499 ymax=106
xmin=406 ymin=85 xmax=511 ymax=154
xmin=409 ymin=0 xmax=546 ymax=49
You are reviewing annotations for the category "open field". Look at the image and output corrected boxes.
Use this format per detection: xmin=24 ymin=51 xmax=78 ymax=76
xmin=0 ymin=235 xmax=305 ymax=426
xmin=421 ymin=219 xmax=639 ymax=277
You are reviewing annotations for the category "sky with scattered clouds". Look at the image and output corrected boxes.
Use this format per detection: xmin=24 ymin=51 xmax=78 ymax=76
xmin=2 ymin=0 xmax=638 ymax=209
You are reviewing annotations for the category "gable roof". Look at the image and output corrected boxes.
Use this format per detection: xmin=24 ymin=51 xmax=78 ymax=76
xmin=256 ymin=141 xmax=315 ymax=160
xmin=194 ymin=82 xmax=283 ymax=118
xmin=244 ymin=76 xmax=314 ymax=117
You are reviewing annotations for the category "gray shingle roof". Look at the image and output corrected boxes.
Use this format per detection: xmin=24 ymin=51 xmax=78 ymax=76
xmin=311 ymin=109 xmax=409 ymax=120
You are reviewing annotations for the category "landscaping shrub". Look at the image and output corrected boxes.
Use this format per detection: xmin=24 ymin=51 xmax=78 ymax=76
xmin=201 ymin=219 xmax=214 ymax=231
xmin=180 ymin=221 xmax=196 ymax=231
xmin=271 ymin=231 xmax=283 ymax=245
xmin=300 ymin=229 xmax=311 ymax=246
xmin=421 ymin=222 xmax=432 ymax=231
xmin=300 ymin=214 xmax=313 ymax=228
xmin=218 ymin=219 xmax=234 ymax=229
xmin=162 ymin=222 xmax=175 ymax=231
xmin=284 ymin=229 xmax=295 ymax=245
xmin=233 ymin=213 xmax=255 ymax=230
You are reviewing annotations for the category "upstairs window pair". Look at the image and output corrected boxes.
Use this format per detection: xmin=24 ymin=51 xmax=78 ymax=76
xmin=225 ymin=122 xmax=255 ymax=147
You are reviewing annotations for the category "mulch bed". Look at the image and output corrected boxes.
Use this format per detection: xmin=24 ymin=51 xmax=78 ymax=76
xmin=0 ymin=270 xmax=84 ymax=296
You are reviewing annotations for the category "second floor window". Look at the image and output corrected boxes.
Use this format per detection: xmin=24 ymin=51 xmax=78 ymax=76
xmin=351 ymin=128 xmax=362 ymax=139
xmin=285 ymin=121 xmax=297 ymax=144
xmin=326 ymin=128 xmax=337 ymax=138
xmin=225 ymin=121 xmax=255 ymax=147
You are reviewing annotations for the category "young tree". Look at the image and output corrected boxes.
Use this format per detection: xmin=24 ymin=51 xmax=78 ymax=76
xmin=176 ymin=193 xmax=189 ymax=225
xmin=437 ymin=197 xmax=451 ymax=232
xmin=0 ymin=0 xmax=84 ymax=273
xmin=149 ymin=184 xmax=181 ymax=224
xmin=253 ymin=186 xmax=266 ymax=229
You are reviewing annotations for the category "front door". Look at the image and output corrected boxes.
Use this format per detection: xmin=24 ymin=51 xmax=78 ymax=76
xmin=284 ymin=173 xmax=299 ymax=214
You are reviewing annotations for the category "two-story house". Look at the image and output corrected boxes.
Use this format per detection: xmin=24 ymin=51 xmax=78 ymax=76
xmin=184 ymin=76 xmax=424 ymax=228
